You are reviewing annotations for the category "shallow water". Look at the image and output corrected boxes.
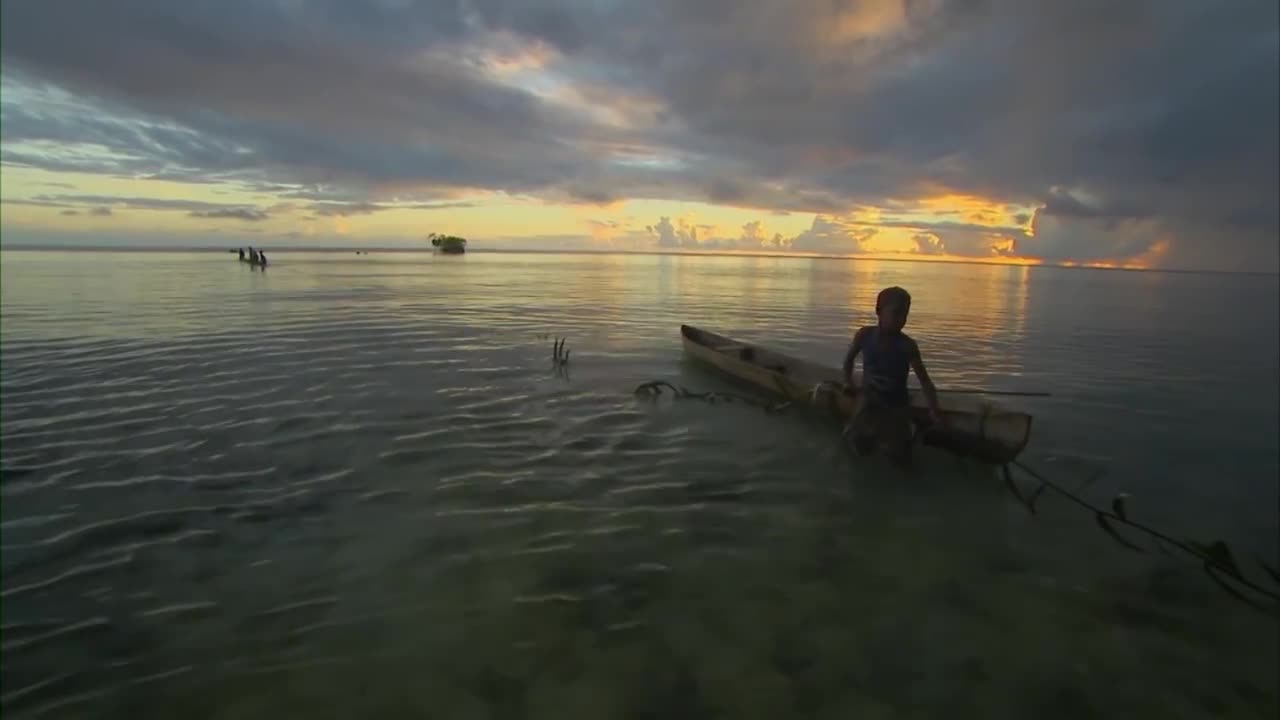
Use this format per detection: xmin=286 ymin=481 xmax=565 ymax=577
xmin=2 ymin=250 xmax=1277 ymax=718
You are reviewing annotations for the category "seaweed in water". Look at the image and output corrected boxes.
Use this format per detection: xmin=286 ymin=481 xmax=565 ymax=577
xmin=469 ymin=666 xmax=526 ymax=718
xmin=633 ymin=378 xmax=1280 ymax=616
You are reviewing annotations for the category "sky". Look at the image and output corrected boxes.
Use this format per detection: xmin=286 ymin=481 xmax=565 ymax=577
xmin=1 ymin=0 xmax=1277 ymax=271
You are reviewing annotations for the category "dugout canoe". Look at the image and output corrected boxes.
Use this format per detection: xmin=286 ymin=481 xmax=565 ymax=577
xmin=679 ymin=324 xmax=1033 ymax=464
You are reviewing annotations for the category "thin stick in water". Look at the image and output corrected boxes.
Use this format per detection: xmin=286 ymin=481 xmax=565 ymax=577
xmin=936 ymin=389 xmax=1052 ymax=398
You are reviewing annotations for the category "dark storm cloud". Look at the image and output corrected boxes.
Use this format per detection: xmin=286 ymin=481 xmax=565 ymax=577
xmin=563 ymin=186 xmax=619 ymax=206
xmin=0 ymin=1 xmax=606 ymax=195
xmin=1 ymin=0 xmax=1276 ymax=267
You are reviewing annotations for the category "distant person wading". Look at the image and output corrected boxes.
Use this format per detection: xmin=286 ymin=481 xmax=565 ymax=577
xmin=238 ymin=247 xmax=267 ymax=266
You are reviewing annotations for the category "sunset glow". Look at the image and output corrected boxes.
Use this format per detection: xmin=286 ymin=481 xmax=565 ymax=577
xmin=1 ymin=1 xmax=1276 ymax=272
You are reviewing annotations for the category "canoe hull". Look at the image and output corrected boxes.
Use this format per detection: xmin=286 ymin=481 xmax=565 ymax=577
xmin=679 ymin=324 xmax=1032 ymax=464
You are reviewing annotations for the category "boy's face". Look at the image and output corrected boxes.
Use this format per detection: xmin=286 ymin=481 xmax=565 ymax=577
xmin=877 ymin=299 xmax=910 ymax=331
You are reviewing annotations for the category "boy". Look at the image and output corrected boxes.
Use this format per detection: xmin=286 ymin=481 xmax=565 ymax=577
xmin=841 ymin=286 xmax=945 ymax=467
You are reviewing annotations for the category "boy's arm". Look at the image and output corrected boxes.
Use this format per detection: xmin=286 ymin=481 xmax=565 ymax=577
xmin=841 ymin=327 xmax=868 ymax=386
xmin=908 ymin=338 xmax=945 ymax=423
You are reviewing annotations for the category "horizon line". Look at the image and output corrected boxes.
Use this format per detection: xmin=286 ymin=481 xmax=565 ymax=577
xmin=1 ymin=243 xmax=1276 ymax=277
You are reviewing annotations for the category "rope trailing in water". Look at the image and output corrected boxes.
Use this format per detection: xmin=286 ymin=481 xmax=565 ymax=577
xmin=634 ymin=378 xmax=1280 ymax=616
xmin=1005 ymin=460 xmax=1280 ymax=615
xmin=633 ymin=380 xmax=793 ymax=414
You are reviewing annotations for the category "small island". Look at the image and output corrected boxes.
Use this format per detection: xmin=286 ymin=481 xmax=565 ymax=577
xmin=429 ymin=233 xmax=467 ymax=254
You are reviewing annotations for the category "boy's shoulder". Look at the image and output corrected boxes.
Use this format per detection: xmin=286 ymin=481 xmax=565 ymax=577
xmin=854 ymin=326 xmax=915 ymax=340
xmin=869 ymin=328 xmax=920 ymax=349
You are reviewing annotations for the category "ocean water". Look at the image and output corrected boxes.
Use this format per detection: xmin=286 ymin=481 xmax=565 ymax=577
xmin=1 ymin=249 xmax=1276 ymax=719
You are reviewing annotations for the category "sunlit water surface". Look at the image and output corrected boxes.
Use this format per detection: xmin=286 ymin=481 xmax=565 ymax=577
xmin=2 ymin=250 xmax=1276 ymax=718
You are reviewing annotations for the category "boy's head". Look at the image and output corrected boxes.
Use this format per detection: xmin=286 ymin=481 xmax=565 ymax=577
xmin=875 ymin=286 xmax=911 ymax=332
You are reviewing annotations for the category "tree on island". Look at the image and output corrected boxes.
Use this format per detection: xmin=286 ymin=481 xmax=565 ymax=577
xmin=429 ymin=232 xmax=467 ymax=252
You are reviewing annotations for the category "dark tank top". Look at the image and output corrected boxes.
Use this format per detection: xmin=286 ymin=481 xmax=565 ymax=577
xmin=862 ymin=327 xmax=911 ymax=407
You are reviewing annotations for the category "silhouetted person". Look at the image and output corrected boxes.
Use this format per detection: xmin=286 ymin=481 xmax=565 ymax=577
xmin=238 ymin=248 xmax=245 ymax=260
xmin=842 ymin=286 xmax=945 ymax=468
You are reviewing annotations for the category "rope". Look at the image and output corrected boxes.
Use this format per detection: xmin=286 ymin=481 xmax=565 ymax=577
xmin=1006 ymin=460 xmax=1279 ymax=614
xmin=633 ymin=378 xmax=1280 ymax=616
xmin=633 ymin=380 xmax=793 ymax=413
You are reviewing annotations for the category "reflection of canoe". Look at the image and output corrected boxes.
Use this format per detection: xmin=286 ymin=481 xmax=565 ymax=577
xmin=679 ymin=324 xmax=1033 ymax=464
xmin=238 ymin=257 xmax=267 ymax=267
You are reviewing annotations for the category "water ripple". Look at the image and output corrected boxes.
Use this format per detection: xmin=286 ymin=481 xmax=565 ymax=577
xmin=1 ymin=250 xmax=1275 ymax=718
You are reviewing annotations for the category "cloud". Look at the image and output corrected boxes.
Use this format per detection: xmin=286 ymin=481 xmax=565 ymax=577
xmin=310 ymin=202 xmax=385 ymax=217
xmin=1 ymin=0 xmax=1276 ymax=269
xmin=649 ymin=216 xmax=688 ymax=248
xmin=631 ymin=212 xmax=1033 ymax=260
xmin=785 ymin=217 xmax=880 ymax=255
xmin=12 ymin=193 xmax=271 ymax=221
xmin=642 ymin=214 xmax=876 ymax=254
xmin=26 ymin=194 xmax=255 ymax=213
xmin=307 ymin=200 xmax=477 ymax=216
xmin=188 ymin=208 xmax=267 ymax=221
xmin=8 ymin=191 xmax=284 ymax=222
xmin=1 ymin=197 xmax=75 ymax=208
xmin=913 ymin=232 xmax=945 ymax=255
xmin=564 ymin=185 xmax=619 ymax=206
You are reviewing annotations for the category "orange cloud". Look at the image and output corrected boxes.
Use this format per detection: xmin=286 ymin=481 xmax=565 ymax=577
xmin=479 ymin=36 xmax=558 ymax=76
xmin=1058 ymin=237 xmax=1172 ymax=270
xmin=587 ymin=218 xmax=620 ymax=242
xmin=826 ymin=0 xmax=910 ymax=43
xmin=890 ymin=191 xmax=1033 ymax=230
